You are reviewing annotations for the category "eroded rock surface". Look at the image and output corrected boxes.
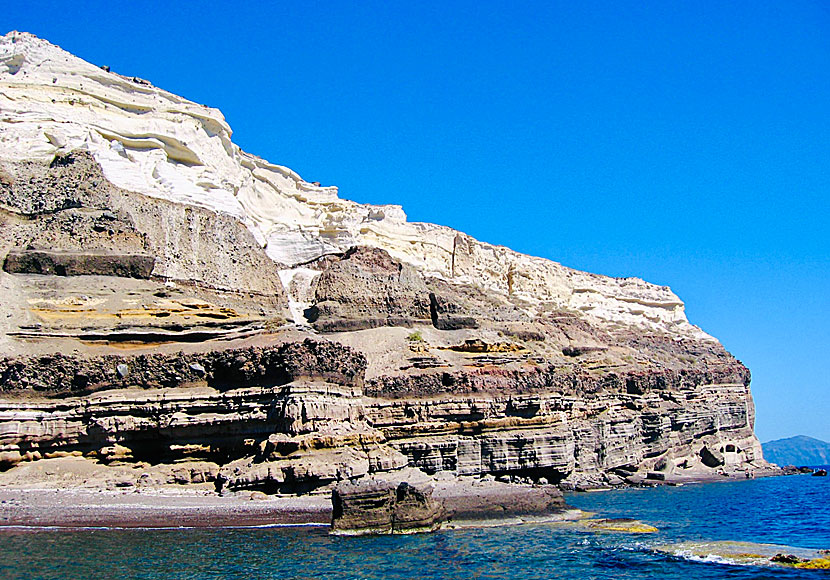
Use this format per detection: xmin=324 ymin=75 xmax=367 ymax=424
xmin=307 ymin=246 xmax=432 ymax=331
xmin=331 ymin=470 xmax=446 ymax=535
xmin=0 ymin=32 xmax=776 ymax=510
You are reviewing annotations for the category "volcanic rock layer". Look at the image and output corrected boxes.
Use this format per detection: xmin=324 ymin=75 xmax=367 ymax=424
xmin=0 ymin=31 xmax=771 ymax=500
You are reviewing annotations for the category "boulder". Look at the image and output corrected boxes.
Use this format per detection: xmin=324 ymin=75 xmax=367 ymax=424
xmin=331 ymin=471 xmax=446 ymax=535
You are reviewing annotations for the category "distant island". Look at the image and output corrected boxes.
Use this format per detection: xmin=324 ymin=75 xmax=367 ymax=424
xmin=762 ymin=435 xmax=830 ymax=467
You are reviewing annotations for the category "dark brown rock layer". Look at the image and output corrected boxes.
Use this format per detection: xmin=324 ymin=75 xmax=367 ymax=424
xmin=4 ymin=249 xmax=155 ymax=278
xmin=0 ymin=339 xmax=366 ymax=394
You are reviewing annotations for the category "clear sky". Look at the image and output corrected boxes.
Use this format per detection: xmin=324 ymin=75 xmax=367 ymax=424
xmin=4 ymin=2 xmax=829 ymax=443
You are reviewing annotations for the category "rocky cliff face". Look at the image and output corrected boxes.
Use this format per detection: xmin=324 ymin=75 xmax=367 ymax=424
xmin=0 ymin=31 xmax=770 ymax=494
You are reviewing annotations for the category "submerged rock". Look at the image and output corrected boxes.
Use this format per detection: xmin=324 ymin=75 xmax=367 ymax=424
xmin=585 ymin=518 xmax=658 ymax=534
xmin=658 ymin=540 xmax=830 ymax=570
xmin=795 ymin=557 xmax=830 ymax=570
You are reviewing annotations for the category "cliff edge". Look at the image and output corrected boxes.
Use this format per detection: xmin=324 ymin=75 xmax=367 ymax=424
xmin=0 ymin=32 xmax=771 ymax=501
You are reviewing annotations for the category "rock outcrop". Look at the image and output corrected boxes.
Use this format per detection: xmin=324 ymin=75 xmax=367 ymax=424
xmin=307 ymin=246 xmax=432 ymax=331
xmin=331 ymin=469 xmax=446 ymax=535
xmin=0 ymin=31 xmax=774 ymax=508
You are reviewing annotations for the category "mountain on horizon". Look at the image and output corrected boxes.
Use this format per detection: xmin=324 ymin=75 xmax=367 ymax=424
xmin=762 ymin=435 xmax=830 ymax=467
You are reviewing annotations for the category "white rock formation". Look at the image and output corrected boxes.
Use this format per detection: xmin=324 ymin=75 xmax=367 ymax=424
xmin=0 ymin=31 xmax=711 ymax=339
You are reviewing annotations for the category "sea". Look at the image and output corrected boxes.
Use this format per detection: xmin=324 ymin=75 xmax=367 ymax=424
xmin=1 ymin=470 xmax=827 ymax=580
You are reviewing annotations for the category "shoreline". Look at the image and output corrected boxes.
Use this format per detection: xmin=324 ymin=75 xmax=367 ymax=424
xmin=0 ymin=468 xmax=792 ymax=532
xmin=0 ymin=487 xmax=332 ymax=531
xmin=585 ymin=465 xmax=787 ymax=490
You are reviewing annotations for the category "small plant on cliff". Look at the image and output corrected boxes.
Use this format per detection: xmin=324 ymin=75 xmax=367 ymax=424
xmin=407 ymin=331 xmax=424 ymax=342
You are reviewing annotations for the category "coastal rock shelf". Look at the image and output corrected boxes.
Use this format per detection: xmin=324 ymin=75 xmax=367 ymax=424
xmin=0 ymin=31 xmax=774 ymax=505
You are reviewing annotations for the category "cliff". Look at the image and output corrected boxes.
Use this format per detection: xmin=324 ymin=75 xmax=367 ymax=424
xmin=0 ymin=31 xmax=770 ymax=497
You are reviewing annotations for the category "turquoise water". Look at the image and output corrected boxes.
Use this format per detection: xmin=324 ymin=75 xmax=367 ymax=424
xmin=1 ymin=473 xmax=827 ymax=579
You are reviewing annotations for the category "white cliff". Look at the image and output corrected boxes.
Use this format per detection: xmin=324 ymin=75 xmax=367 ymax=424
xmin=0 ymin=31 xmax=710 ymax=339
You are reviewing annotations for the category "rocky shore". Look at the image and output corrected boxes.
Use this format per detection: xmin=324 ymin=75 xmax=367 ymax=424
xmin=0 ymin=455 xmax=784 ymax=533
xmin=0 ymin=32 xmax=778 ymax=534
xmin=0 ymin=487 xmax=331 ymax=529
xmin=0 ymin=471 xmax=577 ymax=531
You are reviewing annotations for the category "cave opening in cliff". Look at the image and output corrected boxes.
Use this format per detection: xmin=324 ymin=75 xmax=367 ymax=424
xmin=489 ymin=466 xmax=568 ymax=485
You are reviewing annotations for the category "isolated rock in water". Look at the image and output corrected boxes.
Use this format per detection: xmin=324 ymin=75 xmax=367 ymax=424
xmin=795 ymin=558 xmax=830 ymax=570
xmin=331 ymin=471 xmax=446 ymax=535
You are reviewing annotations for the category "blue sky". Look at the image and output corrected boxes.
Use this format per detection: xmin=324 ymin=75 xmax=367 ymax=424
xmin=5 ymin=2 xmax=829 ymax=443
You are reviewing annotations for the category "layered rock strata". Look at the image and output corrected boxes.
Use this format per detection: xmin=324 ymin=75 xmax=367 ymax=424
xmin=0 ymin=334 xmax=762 ymax=491
xmin=0 ymin=32 xmax=773 ymax=509
xmin=0 ymin=31 xmax=708 ymax=341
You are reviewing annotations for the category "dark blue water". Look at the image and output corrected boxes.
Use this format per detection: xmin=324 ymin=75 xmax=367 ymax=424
xmin=1 ymin=473 xmax=827 ymax=579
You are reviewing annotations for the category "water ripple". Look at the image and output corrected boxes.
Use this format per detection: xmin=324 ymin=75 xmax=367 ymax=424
xmin=0 ymin=474 xmax=826 ymax=579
